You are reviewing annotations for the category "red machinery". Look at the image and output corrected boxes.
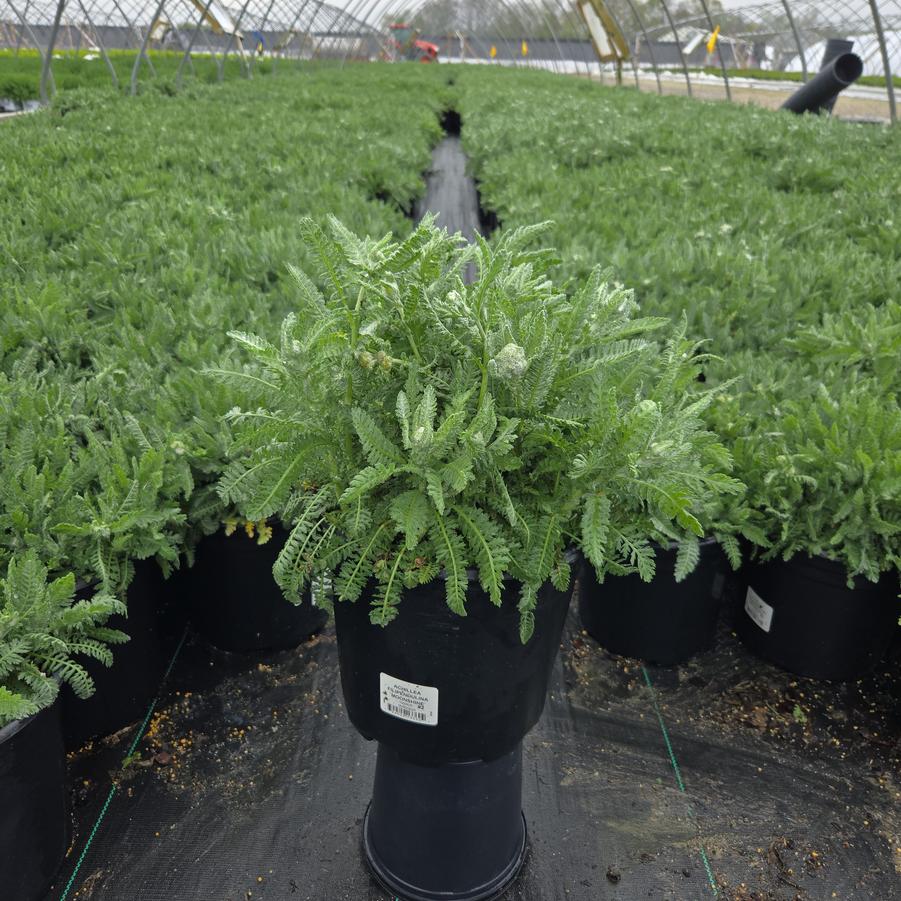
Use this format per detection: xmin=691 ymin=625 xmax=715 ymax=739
xmin=388 ymin=23 xmax=439 ymax=62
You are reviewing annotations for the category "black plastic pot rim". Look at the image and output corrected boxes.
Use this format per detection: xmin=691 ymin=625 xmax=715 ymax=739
xmin=430 ymin=546 xmax=581 ymax=584
xmin=652 ymin=536 xmax=720 ymax=553
xmin=0 ymin=711 xmax=32 ymax=744
xmin=363 ymin=806 xmax=528 ymax=901
xmin=750 ymin=550 xmax=895 ymax=588
xmin=0 ymin=681 xmax=61 ymax=743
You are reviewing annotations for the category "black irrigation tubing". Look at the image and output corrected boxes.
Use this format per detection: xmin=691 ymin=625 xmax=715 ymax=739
xmin=641 ymin=664 xmax=720 ymax=897
xmin=58 ymin=626 xmax=190 ymax=901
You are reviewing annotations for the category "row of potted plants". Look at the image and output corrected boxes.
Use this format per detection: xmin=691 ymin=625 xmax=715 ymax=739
xmin=455 ymin=65 xmax=900 ymax=679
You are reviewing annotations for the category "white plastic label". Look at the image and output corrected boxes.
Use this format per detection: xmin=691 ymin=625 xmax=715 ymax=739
xmin=380 ymin=673 xmax=438 ymax=726
xmin=744 ymin=586 xmax=774 ymax=633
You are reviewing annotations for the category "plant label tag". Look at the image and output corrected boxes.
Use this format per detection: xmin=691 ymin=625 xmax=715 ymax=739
xmin=744 ymin=586 xmax=774 ymax=633
xmin=380 ymin=673 xmax=438 ymax=726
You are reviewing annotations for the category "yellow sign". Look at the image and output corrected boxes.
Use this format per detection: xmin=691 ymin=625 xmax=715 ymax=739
xmin=489 ymin=45 xmax=497 ymax=59
xmin=521 ymin=40 xmax=528 ymax=57
xmin=706 ymin=25 xmax=720 ymax=54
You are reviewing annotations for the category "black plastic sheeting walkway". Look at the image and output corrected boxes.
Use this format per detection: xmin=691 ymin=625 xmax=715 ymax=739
xmin=46 ymin=607 xmax=901 ymax=901
xmin=45 ymin=129 xmax=901 ymax=901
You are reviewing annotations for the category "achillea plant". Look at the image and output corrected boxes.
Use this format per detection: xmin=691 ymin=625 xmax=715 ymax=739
xmin=0 ymin=552 xmax=126 ymax=727
xmin=218 ymin=218 xmax=741 ymax=640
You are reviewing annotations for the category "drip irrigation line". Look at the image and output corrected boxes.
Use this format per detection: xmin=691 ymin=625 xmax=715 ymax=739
xmin=641 ymin=665 xmax=720 ymax=896
xmin=58 ymin=626 xmax=189 ymax=901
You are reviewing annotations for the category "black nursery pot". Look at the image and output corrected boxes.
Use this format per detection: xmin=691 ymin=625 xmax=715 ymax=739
xmin=333 ymin=567 xmax=574 ymax=901
xmin=579 ymin=539 xmax=728 ymax=665
xmin=0 ymin=701 xmax=68 ymax=901
xmin=62 ymin=558 xmax=166 ymax=749
xmin=188 ymin=526 xmax=327 ymax=652
xmin=736 ymin=553 xmax=899 ymax=681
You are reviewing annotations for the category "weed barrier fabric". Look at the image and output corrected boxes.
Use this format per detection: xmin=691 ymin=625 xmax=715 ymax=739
xmin=46 ymin=612 xmax=901 ymax=901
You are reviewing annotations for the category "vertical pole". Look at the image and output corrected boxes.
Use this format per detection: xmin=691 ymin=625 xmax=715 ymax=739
xmin=603 ymin=1 xmax=641 ymax=89
xmin=220 ymin=0 xmax=254 ymax=80
xmin=77 ymin=0 xmax=119 ymax=88
xmin=625 ymin=0 xmax=661 ymax=94
xmin=131 ymin=0 xmax=165 ymax=95
xmin=780 ymin=0 xmax=807 ymax=82
xmin=867 ymin=0 xmax=897 ymax=124
xmin=272 ymin=0 xmax=316 ymax=73
xmin=659 ymin=0 xmax=691 ymax=97
xmin=15 ymin=0 xmax=33 ymax=55
xmin=40 ymin=0 xmax=67 ymax=103
xmin=249 ymin=0 xmax=279 ymax=74
xmin=176 ymin=0 xmax=216 ymax=86
xmin=697 ymin=0 xmax=729 ymax=101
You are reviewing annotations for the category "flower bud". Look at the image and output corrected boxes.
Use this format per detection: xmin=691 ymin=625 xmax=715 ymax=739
xmin=491 ymin=343 xmax=528 ymax=381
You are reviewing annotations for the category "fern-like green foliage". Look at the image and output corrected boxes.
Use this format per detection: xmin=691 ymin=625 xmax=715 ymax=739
xmin=222 ymin=218 xmax=742 ymax=640
xmin=0 ymin=551 xmax=127 ymax=728
xmin=709 ymin=353 xmax=901 ymax=585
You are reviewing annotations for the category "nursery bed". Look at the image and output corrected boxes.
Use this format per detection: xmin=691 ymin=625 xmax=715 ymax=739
xmin=38 ymin=97 xmax=901 ymax=901
xmin=46 ymin=603 xmax=901 ymax=901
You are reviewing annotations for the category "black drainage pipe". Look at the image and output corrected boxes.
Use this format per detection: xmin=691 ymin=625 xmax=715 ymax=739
xmin=781 ymin=52 xmax=863 ymax=115
xmin=819 ymin=38 xmax=855 ymax=113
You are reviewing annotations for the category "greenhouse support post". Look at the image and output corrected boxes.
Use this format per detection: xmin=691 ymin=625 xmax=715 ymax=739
xmin=533 ymin=0 xmax=570 ymax=76
xmin=296 ymin=0 xmax=329 ymax=66
xmin=867 ymin=0 xmax=897 ymax=124
xmin=220 ymin=0 xmax=255 ymax=79
xmin=780 ymin=0 xmax=807 ymax=82
xmin=76 ymin=0 xmax=118 ymax=88
xmin=625 ymin=0 xmax=661 ymax=94
xmin=131 ymin=0 xmax=166 ymax=95
xmin=272 ymin=0 xmax=316 ymax=72
xmin=698 ymin=0 xmax=730 ymax=101
xmin=15 ymin=0 xmax=33 ymax=55
xmin=549 ymin=0 xmax=591 ymax=79
xmin=111 ymin=0 xmax=153 ymax=68
xmin=321 ymin=0 xmax=379 ymax=64
xmin=11 ymin=0 xmax=49 ymax=79
xmin=177 ymin=0 xmax=217 ymax=87
xmin=39 ymin=0 xmax=66 ymax=104
xmin=597 ymin=0 xmax=640 ymax=89
xmin=248 ymin=0 xmax=280 ymax=74
xmin=660 ymin=0 xmax=691 ymax=97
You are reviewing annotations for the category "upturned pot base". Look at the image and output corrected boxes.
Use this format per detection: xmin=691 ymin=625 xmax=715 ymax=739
xmin=362 ymin=742 xmax=528 ymax=901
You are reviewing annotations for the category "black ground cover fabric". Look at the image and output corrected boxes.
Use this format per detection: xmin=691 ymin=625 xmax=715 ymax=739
xmin=47 ymin=599 xmax=901 ymax=901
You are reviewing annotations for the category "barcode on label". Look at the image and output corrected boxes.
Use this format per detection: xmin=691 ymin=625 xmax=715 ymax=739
xmin=384 ymin=703 xmax=429 ymax=722
xmin=380 ymin=672 xmax=438 ymax=726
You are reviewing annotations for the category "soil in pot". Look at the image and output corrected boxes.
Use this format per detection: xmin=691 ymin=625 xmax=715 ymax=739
xmin=333 ymin=569 xmax=574 ymax=901
xmin=187 ymin=525 xmax=327 ymax=653
xmin=579 ymin=539 xmax=729 ymax=665
xmin=62 ymin=557 xmax=166 ymax=749
xmin=736 ymin=553 xmax=899 ymax=681
xmin=0 ymin=700 xmax=68 ymax=901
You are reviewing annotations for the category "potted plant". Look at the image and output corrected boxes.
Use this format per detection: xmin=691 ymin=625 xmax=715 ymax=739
xmin=169 ymin=369 xmax=327 ymax=652
xmin=222 ymin=217 xmax=741 ymax=900
xmin=183 ymin=514 xmax=328 ymax=651
xmin=710 ymin=357 xmax=900 ymax=681
xmin=0 ymin=370 xmax=175 ymax=746
xmin=51 ymin=413 xmax=188 ymax=746
xmin=575 ymin=337 xmax=748 ymax=665
xmin=0 ymin=551 xmax=125 ymax=901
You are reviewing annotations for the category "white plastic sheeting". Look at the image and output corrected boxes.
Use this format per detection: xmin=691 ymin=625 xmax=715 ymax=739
xmin=787 ymin=33 xmax=901 ymax=79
